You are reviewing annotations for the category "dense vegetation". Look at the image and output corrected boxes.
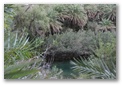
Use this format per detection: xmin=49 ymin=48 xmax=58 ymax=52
xmin=4 ymin=4 xmax=116 ymax=79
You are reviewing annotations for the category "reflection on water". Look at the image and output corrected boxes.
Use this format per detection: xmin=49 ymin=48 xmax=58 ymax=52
xmin=52 ymin=60 xmax=77 ymax=79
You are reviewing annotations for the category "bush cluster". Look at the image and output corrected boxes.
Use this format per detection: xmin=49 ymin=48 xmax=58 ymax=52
xmin=4 ymin=4 xmax=116 ymax=79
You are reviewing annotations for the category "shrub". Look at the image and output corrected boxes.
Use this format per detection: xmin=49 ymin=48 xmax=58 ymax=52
xmin=71 ymin=31 xmax=116 ymax=79
xmin=91 ymin=31 xmax=116 ymax=60
xmin=45 ymin=30 xmax=96 ymax=53
xmin=13 ymin=5 xmax=62 ymax=38
xmin=4 ymin=4 xmax=116 ymax=79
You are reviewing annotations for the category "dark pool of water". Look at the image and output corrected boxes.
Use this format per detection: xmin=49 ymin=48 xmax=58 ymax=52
xmin=52 ymin=60 xmax=77 ymax=78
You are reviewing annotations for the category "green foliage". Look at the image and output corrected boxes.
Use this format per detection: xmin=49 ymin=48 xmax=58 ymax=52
xmin=84 ymin=4 xmax=98 ymax=12
xmin=4 ymin=29 xmax=44 ymax=65
xmin=84 ymin=4 xmax=116 ymax=20
xmin=54 ymin=4 xmax=85 ymax=17
xmin=13 ymin=4 xmax=116 ymax=36
xmin=4 ymin=4 xmax=116 ymax=79
xmin=91 ymin=31 xmax=116 ymax=61
xmin=4 ymin=53 xmax=63 ymax=79
xmin=71 ymin=31 xmax=116 ymax=79
xmin=4 ymin=29 xmax=63 ymax=79
xmin=4 ymin=59 xmax=41 ymax=79
xmin=45 ymin=30 xmax=96 ymax=53
xmin=97 ymin=4 xmax=116 ymax=18
xmin=13 ymin=4 xmax=64 ymax=39
xmin=71 ymin=57 xmax=116 ymax=79
xmin=99 ymin=19 xmax=113 ymax=26
xmin=45 ymin=30 xmax=116 ymax=58
xmin=4 ymin=4 xmax=16 ymax=29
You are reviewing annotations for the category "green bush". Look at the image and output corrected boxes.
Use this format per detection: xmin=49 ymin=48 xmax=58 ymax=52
xmin=70 ymin=31 xmax=116 ymax=79
xmin=13 ymin=5 xmax=62 ymax=38
xmin=45 ymin=29 xmax=116 ymax=56
xmin=4 ymin=4 xmax=116 ymax=79
xmin=91 ymin=31 xmax=116 ymax=61
xmin=45 ymin=30 xmax=95 ymax=53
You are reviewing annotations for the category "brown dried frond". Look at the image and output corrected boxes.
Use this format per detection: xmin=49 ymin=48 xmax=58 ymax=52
xmin=58 ymin=14 xmax=87 ymax=31
xmin=49 ymin=22 xmax=62 ymax=35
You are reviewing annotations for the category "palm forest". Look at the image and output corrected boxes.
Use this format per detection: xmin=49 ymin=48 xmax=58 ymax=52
xmin=4 ymin=4 xmax=116 ymax=79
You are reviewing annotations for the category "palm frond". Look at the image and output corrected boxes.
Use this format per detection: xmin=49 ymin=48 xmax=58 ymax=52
xmin=71 ymin=57 xmax=116 ymax=79
xmin=4 ymin=58 xmax=42 ymax=79
xmin=5 ymin=69 xmax=38 ymax=79
xmin=4 ymin=30 xmax=43 ymax=65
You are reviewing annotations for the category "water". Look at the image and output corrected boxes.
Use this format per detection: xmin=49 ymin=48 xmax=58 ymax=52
xmin=52 ymin=60 xmax=77 ymax=78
